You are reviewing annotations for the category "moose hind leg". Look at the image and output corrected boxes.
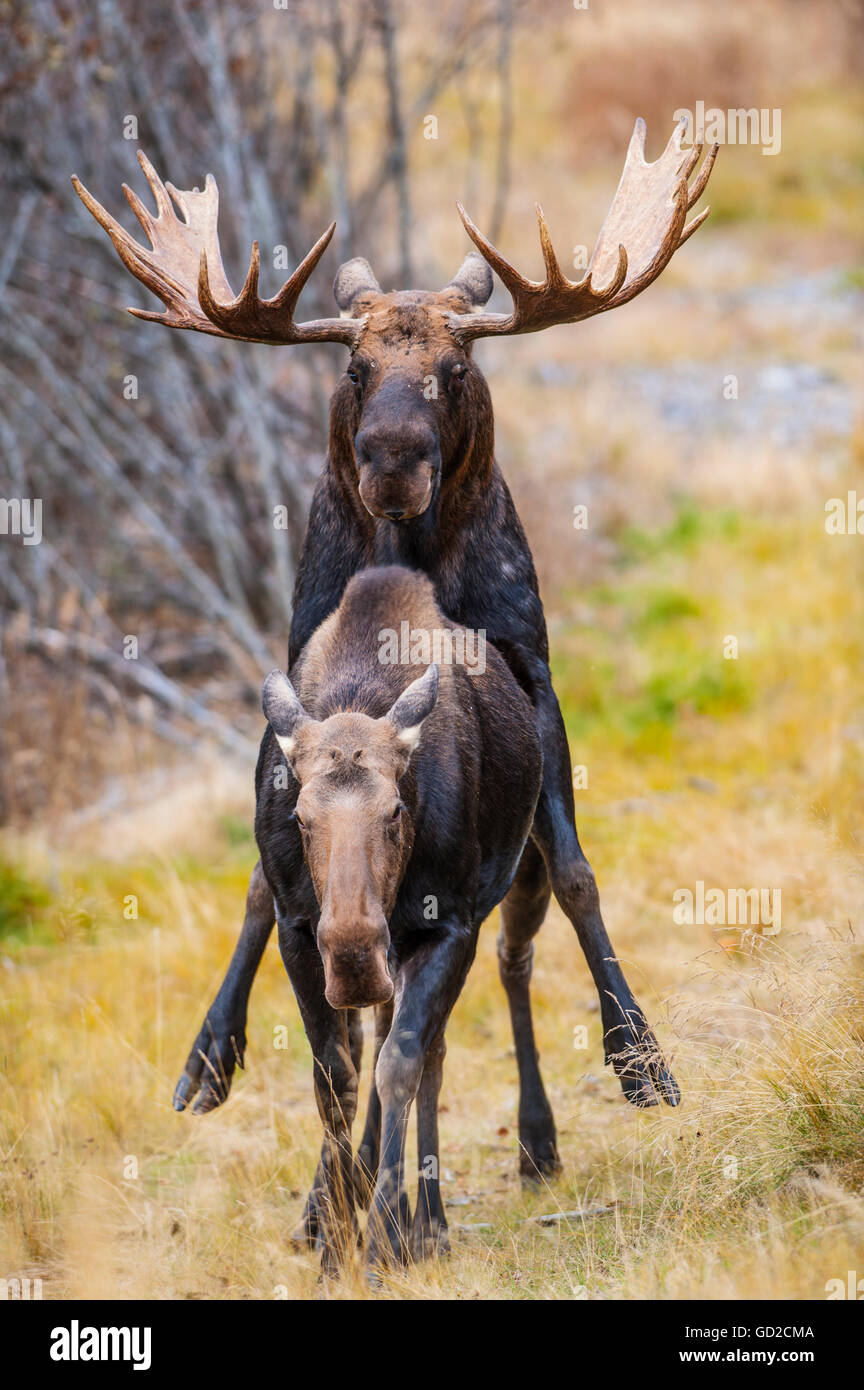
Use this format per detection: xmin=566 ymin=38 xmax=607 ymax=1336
xmin=499 ymin=838 xmax=561 ymax=1180
xmin=532 ymin=676 xmax=680 ymax=1108
xmin=410 ymin=1032 xmax=449 ymax=1259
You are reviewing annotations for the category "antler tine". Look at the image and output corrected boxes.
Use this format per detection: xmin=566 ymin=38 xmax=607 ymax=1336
xmin=197 ymin=221 xmax=351 ymax=345
xmin=587 ymin=241 xmax=629 ymax=302
xmin=137 ymin=148 xmax=175 ymax=219
xmin=686 ymin=141 xmax=719 ymax=209
xmin=72 ymin=175 xmax=152 ymax=287
xmin=678 ymin=205 xmax=711 ymax=248
xmin=121 ymin=181 xmax=158 ymax=241
xmin=456 ymin=202 xmax=536 ymax=300
xmin=71 ymin=173 xmax=126 ymax=243
xmin=72 ymin=152 xmax=364 ymax=347
xmin=450 ymin=117 xmax=718 ymax=343
xmin=681 ymin=141 xmax=701 ymax=175
xmin=535 ymin=204 xmax=570 ymax=289
xmin=198 ymin=238 xmax=262 ymax=328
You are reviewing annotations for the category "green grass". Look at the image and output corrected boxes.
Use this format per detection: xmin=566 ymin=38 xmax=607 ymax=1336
xmin=0 ymin=859 xmax=53 ymax=946
xmin=554 ymin=506 xmax=755 ymax=745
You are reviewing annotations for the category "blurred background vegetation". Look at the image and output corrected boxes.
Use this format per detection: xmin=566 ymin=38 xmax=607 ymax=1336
xmin=1 ymin=0 xmax=861 ymax=819
xmin=0 ymin=0 xmax=862 ymax=1300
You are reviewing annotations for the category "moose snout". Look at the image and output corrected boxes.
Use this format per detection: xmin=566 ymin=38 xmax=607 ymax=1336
xmin=354 ymin=419 xmax=439 ymax=521
xmin=354 ymin=418 xmax=438 ymax=473
xmin=317 ymin=915 xmax=394 ymax=1010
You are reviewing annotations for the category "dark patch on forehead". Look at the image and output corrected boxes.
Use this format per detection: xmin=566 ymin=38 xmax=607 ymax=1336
xmin=305 ymin=757 xmax=395 ymax=810
xmin=320 ymin=759 xmax=376 ymax=794
xmin=383 ymin=308 xmax=439 ymax=345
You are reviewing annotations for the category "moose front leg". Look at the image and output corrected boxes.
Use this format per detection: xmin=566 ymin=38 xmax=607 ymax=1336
xmin=410 ymin=1031 xmax=449 ymax=1260
xmin=530 ymin=673 xmax=680 ymax=1108
xmin=173 ymin=859 xmax=275 ymax=1113
xmin=278 ymin=920 xmax=359 ymax=1276
xmin=366 ymin=929 xmax=474 ymax=1272
xmin=353 ymin=999 xmax=393 ymax=1210
xmin=299 ymin=1000 xmax=385 ymax=1238
xmin=290 ymin=1007 xmax=364 ymax=1250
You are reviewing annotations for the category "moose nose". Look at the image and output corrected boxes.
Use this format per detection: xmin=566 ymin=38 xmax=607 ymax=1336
xmin=318 ymin=915 xmax=393 ymax=1010
xmin=354 ymin=410 xmax=440 ymax=521
xmin=354 ymin=419 xmax=438 ymax=473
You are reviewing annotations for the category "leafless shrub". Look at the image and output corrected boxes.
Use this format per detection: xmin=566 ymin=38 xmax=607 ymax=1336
xmin=0 ymin=0 xmax=528 ymax=822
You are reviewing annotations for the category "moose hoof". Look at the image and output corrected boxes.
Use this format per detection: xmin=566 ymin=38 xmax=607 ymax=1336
xmin=606 ymin=1018 xmax=680 ymax=1108
xmin=172 ymin=1013 xmax=246 ymax=1115
xmin=519 ymin=1144 xmax=562 ymax=1184
xmin=409 ymin=1217 xmax=450 ymax=1262
xmin=288 ymin=1204 xmax=320 ymax=1250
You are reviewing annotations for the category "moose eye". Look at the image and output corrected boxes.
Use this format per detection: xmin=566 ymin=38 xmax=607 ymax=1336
xmin=448 ymin=362 xmax=467 ymax=395
xmin=347 ymin=368 xmax=359 ymax=384
xmin=292 ymin=810 xmax=306 ymax=830
xmin=390 ymin=803 xmax=403 ymax=823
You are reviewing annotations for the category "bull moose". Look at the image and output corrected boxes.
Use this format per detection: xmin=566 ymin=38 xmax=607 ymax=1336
xmin=259 ymin=564 xmax=542 ymax=1270
xmin=73 ymin=119 xmax=717 ymax=1178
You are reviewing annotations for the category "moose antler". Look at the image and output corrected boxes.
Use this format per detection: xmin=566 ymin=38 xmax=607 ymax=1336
xmin=71 ymin=150 xmax=364 ymax=347
xmin=450 ymin=117 xmax=717 ymax=342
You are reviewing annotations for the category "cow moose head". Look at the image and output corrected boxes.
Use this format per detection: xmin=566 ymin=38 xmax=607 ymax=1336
xmin=262 ymin=664 xmax=439 ymax=1010
xmin=73 ymin=118 xmax=717 ymax=524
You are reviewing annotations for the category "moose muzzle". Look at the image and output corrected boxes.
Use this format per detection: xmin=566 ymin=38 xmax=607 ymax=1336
xmin=354 ymin=386 xmax=441 ymax=521
xmin=317 ymin=914 xmax=394 ymax=1010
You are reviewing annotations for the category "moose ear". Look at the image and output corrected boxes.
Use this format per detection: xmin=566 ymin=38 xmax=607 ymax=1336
xmin=333 ymin=258 xmax=381 ymax=315
xmin=384 ymin=664 xmax=439 ymax=753
xmin=444 ymin=251 xmax=493 ymax=309
xmin=262 ymin=670 xmax=310 ymax=759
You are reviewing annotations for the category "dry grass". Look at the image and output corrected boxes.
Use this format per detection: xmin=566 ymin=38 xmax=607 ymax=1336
xmin=2 ymin=492 xmax=863 ymax=1299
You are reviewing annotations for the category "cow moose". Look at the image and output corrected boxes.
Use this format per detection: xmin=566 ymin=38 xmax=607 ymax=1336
xmin=258 ymin=564 xmax=542 ymax=1270
xmin=73 ymin=119 xmax=717 ymax=1166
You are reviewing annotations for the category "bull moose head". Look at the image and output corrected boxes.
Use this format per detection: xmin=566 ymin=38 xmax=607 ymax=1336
xmin=73 ymin=118 xmax=717 ymax=524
